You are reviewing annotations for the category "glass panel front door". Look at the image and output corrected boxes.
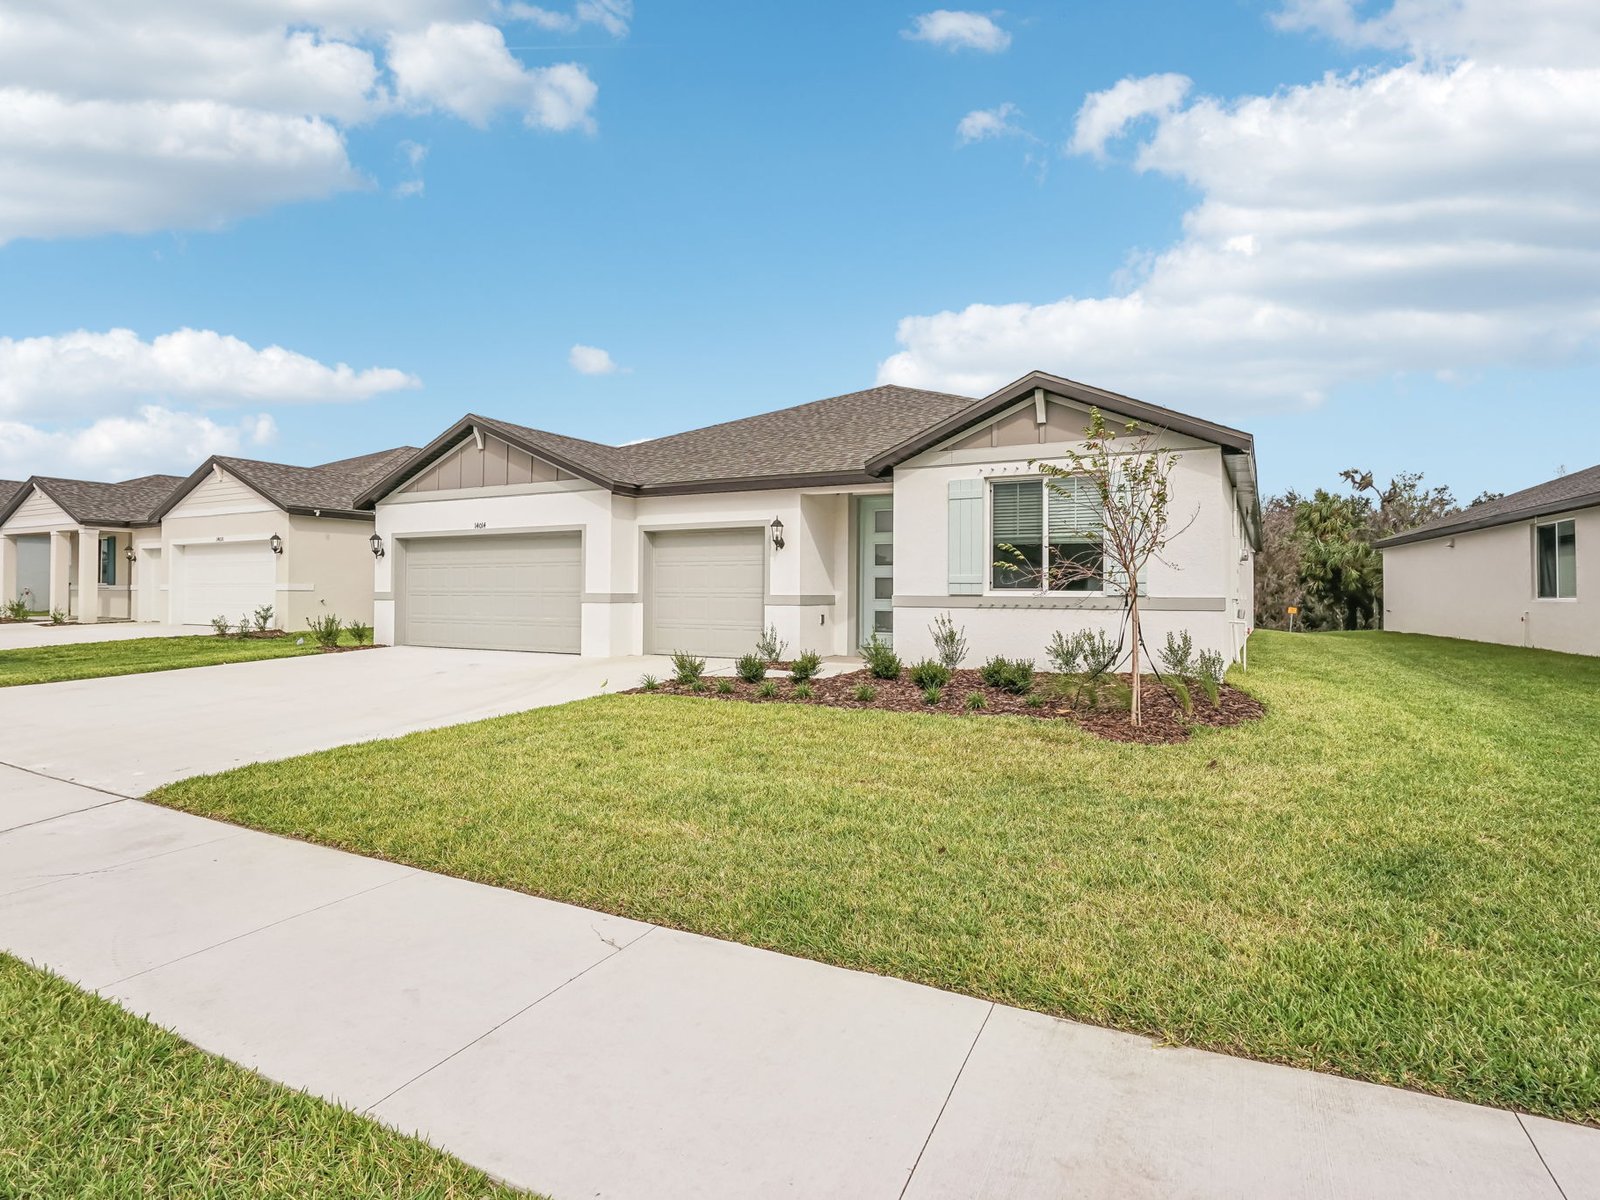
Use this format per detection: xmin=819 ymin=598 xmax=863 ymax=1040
xmin=859 ymin=497 xmax=893 ymax=646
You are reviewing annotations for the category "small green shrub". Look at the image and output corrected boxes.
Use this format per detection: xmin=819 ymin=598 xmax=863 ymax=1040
xmin=860 ymin=634 xmax=902 ymax=680
xmin=1046 ymin=628 xmax=1119 ymax=676
xmin=789 ymin=650 xmax=823 ymax=683
xmin=929 ymin=612 xmax=969 ymax=670
xmin=252 ymin=604 xmax=275 ymax=633
xmin=210 ymin=615 xmax=232 ymax=638
xmin=1168 ymin=678 xmax=1194 ymax=717
xmin=234 ymin=614 xmax=253 ymax=640
xmin=908 ymin=659 xmax=952 ymax=689
xmin=688 ymin=679 xmax=706 ymax=693
xmin=346 ymin=621 xmax=373 ymax=646
xmin=735 ymin=653 xmax=767 ymax=683
xmin=670 ymin=651 xmax=706 ymax=685
xmin=1195 ymin=649 xmax=1226 ymax=706
xmin=2 ymin=598 xmax=28 ymax=622
xmin=756 ymin=680 xmax=778 ymax=698
xmin=792 ymin=681 xmax=814 ymax=700
xmin=979 ymin=655 xmax=1035 ymax=695
xmin=1158 ymin=629 xmax=1196 ymax=679
xmin=1024 ymin=692 xmax=1045 ymax=708
xmin=965 ymin=690 xmax=986 ymax=710
xmin=305 ymin=613 xmax=343 ymax=649
xmin=754 ymin=624 xmax=788 ymax=663
xmin=716 ymin=678 xmax=735 ymax=694
xmin=853 ymin=683 xmax=877 ymax=702
xmin=48 ymin=608 xmax=67 ymax=626
xmin=640 ymin=674 xmax=660 ymax=691
xmin=922 ymin=684 xmax=943 ymax=706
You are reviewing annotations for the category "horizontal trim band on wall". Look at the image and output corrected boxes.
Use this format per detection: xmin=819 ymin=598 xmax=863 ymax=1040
xmin=764 ymin=595 xmax=836 ymax=607
xmin=895 ymin=594 xmax=1227 ymax=612
xmin=374 ymin=592 xmax=393 ymax=602
xmin=582 ymin=593 xmax=641 ymax=604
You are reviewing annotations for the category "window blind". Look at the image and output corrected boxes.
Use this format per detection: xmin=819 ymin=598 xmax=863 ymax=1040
xmin=991 ymin=480 xmax=1043 ymax=540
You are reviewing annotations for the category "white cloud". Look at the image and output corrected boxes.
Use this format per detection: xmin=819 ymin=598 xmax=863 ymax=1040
xmin=880 ymin=5 xmax=1600 ymax=412
xmin=1274 ymin=0 xmax=1600 ymax=67
xmin=957 ymin=102 xmax=1025 ymax=144
xmin=388 ymin=22 xmax=596 ymax=130
xmin=568 ymin=343 xmax=623 ymax=375
xmin=903 ymin=11 xmax=1011 ymax=53
xmin=0 ymin=2 xmax=610 ymax=243
xmin=0 ymin=328 xmax=419 ymax=423
xmin=503 ymin=0 xmax=633 ymax=37
xmin=1067 ymin=73 xmax=1191 ymax=158
xmin=0 ymin=407 xmax=278 ymax=481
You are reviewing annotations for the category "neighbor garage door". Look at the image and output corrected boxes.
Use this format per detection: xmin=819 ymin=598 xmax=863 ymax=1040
xmin=401 ymin=533 xmax=581 ymax=653
xmin=177 ymin=541 xmax=276 ymax=626
xmin=647 ymin=528 xmax=765 ymax=658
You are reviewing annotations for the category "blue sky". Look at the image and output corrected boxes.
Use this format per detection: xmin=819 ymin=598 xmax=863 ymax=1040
xmin=2 ymin=1 xmax=1597 ymax=501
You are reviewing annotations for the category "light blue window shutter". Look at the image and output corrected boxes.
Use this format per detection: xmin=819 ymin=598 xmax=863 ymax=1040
xmin=947 ymin=479 xmax=984 ymax=595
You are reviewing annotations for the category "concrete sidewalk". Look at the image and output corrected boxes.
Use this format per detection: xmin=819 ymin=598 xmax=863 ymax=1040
xmin=2 ymin=768 xmax=1593 ymax=1200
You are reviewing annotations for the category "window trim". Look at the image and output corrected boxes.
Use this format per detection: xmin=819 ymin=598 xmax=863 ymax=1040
xmin=987 ymin=475 xmax=1106 ymax=596
xmin=1534 ymin=517 xmax=1578 ymax=601
xmin=98 ymin=534 xmax=118 ymax=587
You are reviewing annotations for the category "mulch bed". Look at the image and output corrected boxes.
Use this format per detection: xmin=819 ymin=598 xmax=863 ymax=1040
xmin=627 ymin=668 xmax=1264 ymax=744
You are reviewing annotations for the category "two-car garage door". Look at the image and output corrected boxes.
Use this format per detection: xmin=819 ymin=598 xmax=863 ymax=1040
xmin=401 ymin=533 xmax=581 ymax=653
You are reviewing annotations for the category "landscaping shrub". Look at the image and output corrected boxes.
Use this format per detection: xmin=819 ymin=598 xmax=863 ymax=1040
xmin=716 ymin=678 xmax=735 ymax=694
xmin=210 ymin=615 xmax=232 ymax=638
xmin=1024 ymin=692 xmax=1045 ymax=708
xmin=1196 ymin=649 xmax=1226 ymax=706
xmin=964 ymin=690 xmax=985 ymax=710
xmin=754 ymin=624 xmax=788 ymax=663
xmin=670 ymin=651 xmax=706 ymax=685
xmin=789 ymin=650 xmax=823 ymax=683
xmin=860 ymin=634 xmax=902 ymax=680
xmin=929 ymin=612 xmax=969 ymax=670
xmin=640 ymin=674 xmax=660 ymax=691
xmin=305 ymin=614 xmax=343 ymax=649
xmin=2 ymin=598 xmax=28 ymax=622
xmin=735 ymin=653 xmax=767 ymax=683
xmin=756 ymin=680 xmax=778 ymax=698
xmin=921 ymin=684 xmax=943 ymax=706
xmin=1046 ymin=628 xmax=1118 ymax=676
xmin=48 ymin=609 xmax=66 ymax=626
xmin=234 ymin=614 xmax=253 ymax=640
xmin=792 ymin=681 xmax=814 ymax=700
xmin=252 ymin=604 xmax=275 ymax=634
xmin=1158 ymin=629 xmax=1196 ymax=679
xmin=346 ymin=621 xmax=373 ymax=646
xmin=979 ymin=655 xmax=1035 ymax=695
xmin=908 ymin=659 xmax=952 ymax=689
xmin=852 ymin=683 xmax=877 ymax=702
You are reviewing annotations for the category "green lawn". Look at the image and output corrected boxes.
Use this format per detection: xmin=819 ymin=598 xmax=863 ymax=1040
xmin=0 ymin=634 xmax=364 ymax=687
xmin=151 ymin=632 xmax=1600 ymax=1123
xmin=0 ymin=955 xmax=528 ymax=1198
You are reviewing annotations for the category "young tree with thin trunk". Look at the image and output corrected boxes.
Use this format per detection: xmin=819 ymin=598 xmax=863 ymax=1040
xmin=996 ymin=408 xmax=1193 ymax=725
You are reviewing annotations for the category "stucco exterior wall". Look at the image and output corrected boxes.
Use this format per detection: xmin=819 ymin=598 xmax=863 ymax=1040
xmin=1382 ymin=506 xmax=1598 ymax=655
xmin=889 ymin=428 xmax=1247 ymax=667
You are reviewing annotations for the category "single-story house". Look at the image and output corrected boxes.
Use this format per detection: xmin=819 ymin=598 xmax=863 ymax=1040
xmin=1378 ymin=463 xmax=1596 ymax=655
xmin=0 ymin=475 xmax=182 ymax=621
xmin=358 ymin=371 xmax=1260 ymax=665
xmin=145 ymin=448 xmax=417 ymax=630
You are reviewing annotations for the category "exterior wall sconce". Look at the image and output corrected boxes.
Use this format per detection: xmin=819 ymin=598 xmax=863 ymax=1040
xmin=370 ymin=532 xmax=386 ymax=559
xmin=269 ymin=533 xmax=284 ymax=555
xmin=124 ymin=545 xmax=136 ymax=563
xmin=770 ymin=517 xmax=785 ymax=550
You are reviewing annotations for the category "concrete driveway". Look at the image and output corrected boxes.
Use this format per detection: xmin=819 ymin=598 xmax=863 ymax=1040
xmin=0 ymin=646 xmax=674 ymax=794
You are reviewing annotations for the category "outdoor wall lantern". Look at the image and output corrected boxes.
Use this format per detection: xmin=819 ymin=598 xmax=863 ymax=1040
xmin=770 ymin=517 xmax=785 ymax=550
xmin=124 ymin=545 xmax=136 ymax=563
xmin=269 ymin=533 xmax=284 ymax=555
xmin=369 ymin=532 xmax=386 ymax=559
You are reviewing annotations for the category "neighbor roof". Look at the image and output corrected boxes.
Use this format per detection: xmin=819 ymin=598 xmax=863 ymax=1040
xmin=154 ymin=447 xmax=419 ymax=521
xmin=359 ymin=371 xmax=1261 ymax=547
xmin=1377 ymin=462 xmax=1600 ymax=549
xmin=0 ymin=474 xmax=185 ymax=528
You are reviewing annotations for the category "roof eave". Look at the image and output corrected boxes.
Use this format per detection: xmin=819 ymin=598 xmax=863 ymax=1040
xmin=1377 ymin=492 xmax=1600 ymax=549
xmin=625 ymin=470 xmax=882 ymax=497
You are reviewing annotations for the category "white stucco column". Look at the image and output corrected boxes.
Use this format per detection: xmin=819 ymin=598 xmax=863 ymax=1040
xmin=48 ymin=530 xmax=72 ymax=617
xmin=0 ymin=535 xmax=15 ymax=608
xmin=75 ymin=528 xmax=101 ymax=623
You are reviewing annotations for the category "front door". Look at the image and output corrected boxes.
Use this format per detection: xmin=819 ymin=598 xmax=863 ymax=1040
xmin=858 ymin=496 xmax=894 ymax=647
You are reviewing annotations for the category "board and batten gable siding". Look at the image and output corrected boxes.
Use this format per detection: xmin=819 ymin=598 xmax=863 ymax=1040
xmin=400 ymin=434 xmax=577 ymax=494
xmin=1382 ymin=505 xmax=1599 ymax=657
xmin=4 ymin=487 xmax=72 ymax=532
xmin=165 ymin=469 xmax=274 ymax=518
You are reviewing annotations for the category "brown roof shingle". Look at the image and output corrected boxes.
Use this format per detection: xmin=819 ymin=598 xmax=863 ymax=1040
xmin=31 ymin=474 xmax=185 ymax=526
xmin=215 ymin=447 xmax=418 ymax=515
xmin=1378 ymin=462 xmax=1600 ymax=548
xmin=0 ymin=480 xmax=22 ymax=511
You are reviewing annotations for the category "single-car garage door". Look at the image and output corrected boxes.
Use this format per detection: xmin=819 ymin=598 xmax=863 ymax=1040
xmin=401 ymin=533 xmax=581 ymax=653
xmin=647 ymin=528 xmax=765 ymax=658
xmin=177 ymin=541 xmax=276 ymax=626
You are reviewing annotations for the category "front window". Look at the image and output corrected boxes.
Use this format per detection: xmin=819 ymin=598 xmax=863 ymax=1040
xmin=1536 ymin=519 xmax=1577 ymax=599
xmin=991 ymin=477 xmax=1104 ymax=591
xmin=98 ymin=535 xmax=117 ymax=586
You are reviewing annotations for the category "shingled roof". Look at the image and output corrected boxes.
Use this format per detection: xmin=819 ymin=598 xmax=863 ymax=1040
xmin=0 ymin=474 xmax=185 ymax=528
xmin=155 ymin=447 xmax=419 ymax=521
xmin=0 ymin=480 xmax=22 ymax=511
xmin=1377 ymin=462 xmax=1600 ymax=549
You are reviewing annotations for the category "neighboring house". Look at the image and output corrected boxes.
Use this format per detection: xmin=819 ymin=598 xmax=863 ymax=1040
xmin=359 ymin=371 xmax=1260 ymax=664
xmin=0 ymin=475 xmax=182 ymax=622
xmin=146 ymin=448 xmax=418 ymax=630
xmin=1378 ymin=463 xmax=1597 ymax=656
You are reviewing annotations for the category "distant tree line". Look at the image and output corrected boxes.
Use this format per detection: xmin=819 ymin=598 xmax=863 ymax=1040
xmin=1254 ymin=469 xmax=1503 ymax=631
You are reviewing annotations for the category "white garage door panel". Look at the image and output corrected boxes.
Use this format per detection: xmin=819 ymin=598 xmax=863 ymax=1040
xmin=402 ymin=534 xmax=581 ymax=653
xmin=178 ymin=542 xmax=276 ymax=626
xmin=648 ymin=528 xmax=765 ymax=658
